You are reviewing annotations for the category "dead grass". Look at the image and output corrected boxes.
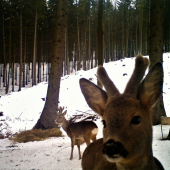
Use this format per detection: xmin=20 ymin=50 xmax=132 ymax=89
xmin=10 ymin=128 xmax=62 ymax=143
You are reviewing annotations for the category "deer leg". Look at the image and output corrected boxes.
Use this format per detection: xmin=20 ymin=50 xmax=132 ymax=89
xmin=70 ymin=138 xmax=75 ymax=160
xmin=91 ymin=134 xmax=97 ymax=142
xmin=77 ymin=145 xmax=81 ymax=160
xmin=84 ymin=136 xmax=90 ymax=146
xmin=77 ymin=139 xmax=82 ymax=160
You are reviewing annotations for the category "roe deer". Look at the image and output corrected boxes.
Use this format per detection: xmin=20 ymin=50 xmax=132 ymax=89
xmin=55 ymin=107 xmax=98 ymax=160
xmin=80 ymin=55 xmax=164 ymax=170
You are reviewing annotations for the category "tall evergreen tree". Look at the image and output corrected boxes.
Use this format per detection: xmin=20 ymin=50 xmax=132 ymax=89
xmin=34 ymin=0 xmax=68 ymax=129
xmin=97 ymin=0 xmax=103 ymax=88
xmin=149 ymin=0 xmax=166 ymax=124
xmin=19 ymin=4 xmax=22 ymax=92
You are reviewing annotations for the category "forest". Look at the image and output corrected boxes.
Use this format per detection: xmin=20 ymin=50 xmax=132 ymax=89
xmin=0 ymin=0 xmax=170 ymax=94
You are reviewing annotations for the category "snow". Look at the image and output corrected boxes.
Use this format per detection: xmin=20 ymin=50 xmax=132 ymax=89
xmin=0 ymin=53 xmax=170 ymax=170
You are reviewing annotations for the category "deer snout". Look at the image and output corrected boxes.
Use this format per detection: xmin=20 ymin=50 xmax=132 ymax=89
xmin=55 ymin=120 xmax=62 ymax=127
xmin=103 ymin=139 xmax=128 ymax=160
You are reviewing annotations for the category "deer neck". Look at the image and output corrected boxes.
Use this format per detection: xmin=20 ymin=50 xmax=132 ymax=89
xmin=61 ymin=117 xmax=70 ymax=133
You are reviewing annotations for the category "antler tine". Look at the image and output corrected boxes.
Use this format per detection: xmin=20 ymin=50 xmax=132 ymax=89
xmin=97 ymin=66 xmax=120 ymax=98
xmin=59 ymin=106 xmax=63 ymax=113
xmin=124 ymin=54 xmax=149 ymax=98
xmin=57 ymin=106 xmax=66 ymax=115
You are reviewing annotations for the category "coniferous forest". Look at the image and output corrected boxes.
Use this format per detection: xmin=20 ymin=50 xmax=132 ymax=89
xmin=0 ymin=0 xmax=170 ymax=94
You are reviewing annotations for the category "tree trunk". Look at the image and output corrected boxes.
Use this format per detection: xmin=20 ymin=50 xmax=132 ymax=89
xmin=23 ymin=27 xmax=26 ymax=87
xmin=12 ymin=46 xmax=15 ymax=92
xmin=125 ymin=11 xmax=129 ymax=58
xmin=139 ymin=8 xmax=143 ymax=54
xmin=166 ymin=129 xmax=170 ymax=139
xmin=130 ymin=17 xmax=132 ymax=57
xmin=2 ymin=12 xmax=7 ymax=91
xmin=135 ymin=14 xmax=138 ymax=55
xmin=66 ymin=29 xmax=70 ymax=75
xmin=97 ymin=0 xmax=103 ymax=88
xmin=149 ymin=0 xmax=166 ymax=125
xmin=64 ymin=27 xmax=67 ymax=76
xmin=33 ymin=0 xmax=68 ymax=129
xmin=83 ymin=19 xmax=87 ymax=71
xmin=32 ymin=3 xmax=37 ymax=86
xmin=76 ymin=0 xmax=81 ymax=71
xmin=121 ymin=9 xmax=124 ymax=58
xmin=19 ymin=6 xmax=22 ymax=91
xmin=6 ymin=13 xmax=12 ymax=94
xmin=89 ymin=17 xmax=91 ymax=69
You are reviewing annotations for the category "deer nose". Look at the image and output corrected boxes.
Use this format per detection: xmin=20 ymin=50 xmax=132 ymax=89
xmin=103 ymin=139 xmax=128 ymax=158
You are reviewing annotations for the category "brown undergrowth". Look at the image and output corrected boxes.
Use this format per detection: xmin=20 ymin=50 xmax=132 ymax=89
xmin=10 ymin=128 xmax=62 ymax=143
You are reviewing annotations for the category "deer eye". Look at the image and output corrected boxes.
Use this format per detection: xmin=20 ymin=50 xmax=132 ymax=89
xmin=102 ymin=120 xmax=106 ymax=128
xmin=131 ymin=116 xmax=141 ymax=125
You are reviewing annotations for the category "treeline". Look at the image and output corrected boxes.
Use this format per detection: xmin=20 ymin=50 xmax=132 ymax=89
xmin=0 ymin=0 xmax=170 ymax=94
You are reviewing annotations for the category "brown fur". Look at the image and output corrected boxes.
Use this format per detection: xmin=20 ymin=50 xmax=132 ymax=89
xmin=55 ymin=107 xmax=98 ymax=160
xmin=80 ymin=55 xmax=164 ymax=170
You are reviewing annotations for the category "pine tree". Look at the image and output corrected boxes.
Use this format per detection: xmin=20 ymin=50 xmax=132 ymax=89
xmin=34 ymin=0 xmax=68 ymax=129
xmin=149 ymin=0 xmax=166 ymax=124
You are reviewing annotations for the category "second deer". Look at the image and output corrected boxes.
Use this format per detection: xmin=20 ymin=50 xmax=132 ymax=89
xmin=80 ymin=55 xmax=164 ymax=170
xmin=55 ymin=107 xmax=98 ymax=160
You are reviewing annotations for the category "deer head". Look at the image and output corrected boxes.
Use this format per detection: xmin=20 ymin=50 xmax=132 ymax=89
xmin=80 ymin=54 xmax=163 ymax=166
xmin=55 ymin=107 xmax=67 ymax=126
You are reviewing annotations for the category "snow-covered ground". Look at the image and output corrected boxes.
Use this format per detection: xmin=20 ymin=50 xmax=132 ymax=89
xmin=0 ymin=53 xmax=170 ymax=169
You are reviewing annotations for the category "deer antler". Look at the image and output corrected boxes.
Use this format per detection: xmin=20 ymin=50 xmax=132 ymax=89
xmin=124 ymin=54 xmax=149 ymax=98
xmin=59 ymin=106 xmax=64 ymax=113
xmin=56 ymin=106 xmax=65 ymax=115
xmin=97 ymin=55 xmax=149 ymax=99
xmin=97 ymin=66 xmax=120 ymax=98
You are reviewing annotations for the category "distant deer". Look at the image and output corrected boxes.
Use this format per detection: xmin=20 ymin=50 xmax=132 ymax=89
xmin=80 ymin=55 xmax=164 ymax=170
xmin=55 ymin=107 xmax=98 ymax=160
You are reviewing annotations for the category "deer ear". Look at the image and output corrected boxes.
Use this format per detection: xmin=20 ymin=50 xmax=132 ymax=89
xmin=80 ymin=78 xmax=107 ymax=116
xmin=137 ymin=62 xmax=163 ymax=108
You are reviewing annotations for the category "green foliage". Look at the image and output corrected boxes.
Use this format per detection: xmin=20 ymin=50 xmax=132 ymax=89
xmin=10 ymin=128 xmax=62 ymax=143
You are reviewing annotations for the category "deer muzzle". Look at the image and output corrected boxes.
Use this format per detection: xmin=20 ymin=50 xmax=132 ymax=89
xmin=54 ymin=120 xmax=62 ymax=128
xmin=103 ymin=139 xmax=128 ymax=161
